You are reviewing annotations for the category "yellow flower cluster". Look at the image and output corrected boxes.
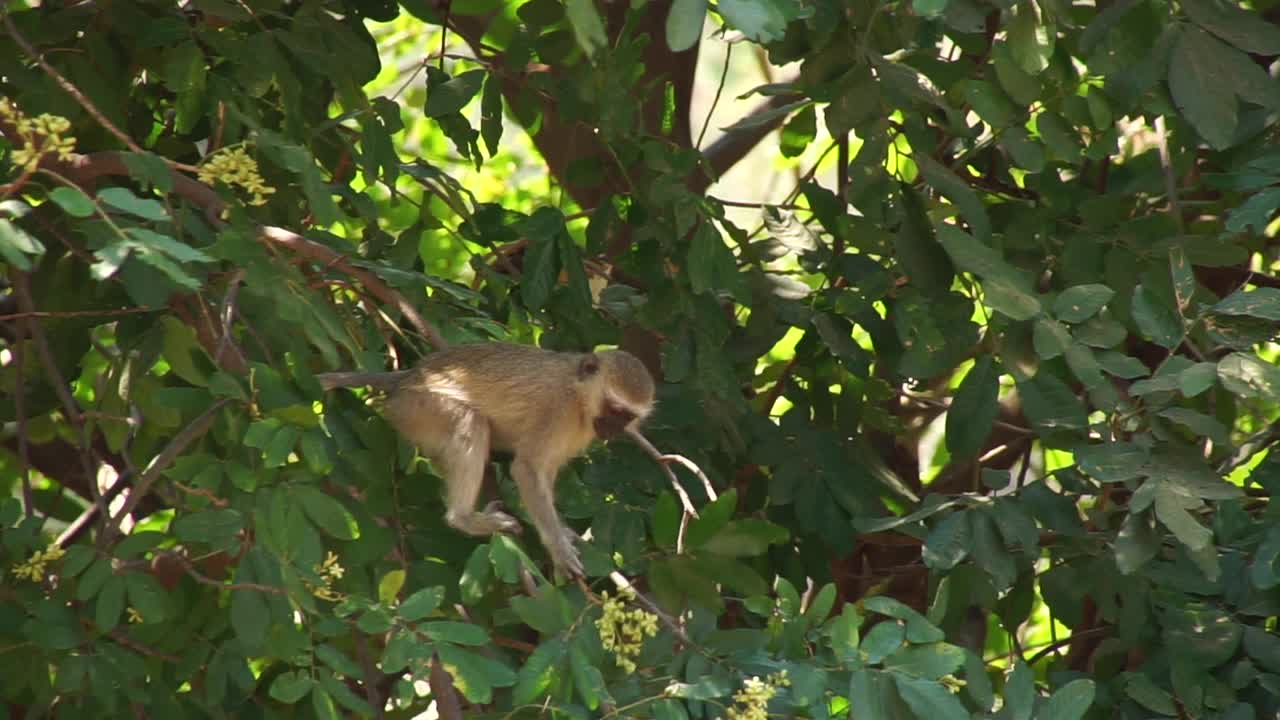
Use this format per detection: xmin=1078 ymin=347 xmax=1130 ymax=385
xmin=308 ymin=551 xmax=346 ymax=601
xmin=10 ymin=544 xmax=67 ymax=583
xmin=595 ymin=588 xmax=659 ymax=674
xmin=725 ymin=671 xmax=790 ymax=720
xmin=197 ymin=146 xmax=276 ymax=206
xmin=0 ymin=100 xmax=76 ymax=170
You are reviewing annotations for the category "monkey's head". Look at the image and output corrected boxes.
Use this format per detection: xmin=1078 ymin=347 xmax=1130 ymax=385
xmin=578 ymin=349 xmax=655 ymax=440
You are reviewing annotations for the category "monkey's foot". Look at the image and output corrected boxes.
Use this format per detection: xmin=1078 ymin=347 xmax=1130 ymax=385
xmin=446 ymin=504 xmax=522 ymax=536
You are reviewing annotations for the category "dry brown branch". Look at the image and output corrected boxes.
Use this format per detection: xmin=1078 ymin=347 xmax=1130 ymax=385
xmin=429 ymin=655 xmax=464 ymax=720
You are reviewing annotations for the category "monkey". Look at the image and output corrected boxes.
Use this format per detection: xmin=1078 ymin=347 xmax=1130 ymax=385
xmin=317 ymin=342 xmax=656 ymax=578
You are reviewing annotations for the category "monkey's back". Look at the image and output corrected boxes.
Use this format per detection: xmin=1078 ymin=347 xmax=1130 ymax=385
xmin=389 ymin=342 xmax=597 ymax=463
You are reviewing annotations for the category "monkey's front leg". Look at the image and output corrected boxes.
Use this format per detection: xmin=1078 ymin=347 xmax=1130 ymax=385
xmin=511 ymin=457 xmax=584 ymax=578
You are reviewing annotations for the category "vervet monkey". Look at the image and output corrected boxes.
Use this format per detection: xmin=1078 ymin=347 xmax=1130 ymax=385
xmin=318 ymin=343 xmax=656 ymax=578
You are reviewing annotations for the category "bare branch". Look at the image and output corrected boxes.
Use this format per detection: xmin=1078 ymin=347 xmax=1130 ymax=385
xmin=101 ymin=399 xmax=232 ymax=546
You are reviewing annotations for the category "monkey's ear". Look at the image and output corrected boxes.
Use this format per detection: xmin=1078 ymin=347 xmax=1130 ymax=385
xmin=578 ymin=354 xmax=601 ymax=379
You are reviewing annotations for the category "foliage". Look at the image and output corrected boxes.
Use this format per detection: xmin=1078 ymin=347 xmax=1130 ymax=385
xmin=2 ymin=0 xmax=1280 ymax=718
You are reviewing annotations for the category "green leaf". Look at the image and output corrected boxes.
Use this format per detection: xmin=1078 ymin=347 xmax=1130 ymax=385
xmin=565 ymin=0 xmax=607 ymax=59
xmin=479 ymin=72 xmax=503 ymax=157
xmin=174 ymin=509 xmax=243 ymax=554
xmin=316 ymin=643 xmax=362 ymax=677
xmin=885 ymin=642 xmax=966 ymax=680
xmin=863 ymin=596 xmax=945 ymax=643
xmin=959 ymin=79 xmax=1019 ymax=129
xmin=48 ymin=187 xmax=96 ymax=217
xmin=269 ymin=671 xmax=314 ymax=704
xmin=311 ymin=685 xmax=341 ymax=720
xmin=1008 ymin=0 xmax=1054 ymax=74
xmin=1115 ymin=511 xmax=1160 ymax=574
xmin=991 ymin=43 xmax=1041 ymax=105
xmin=0 ymin=219 xmax=46 ymax=270
xmin=95 ymin=575 xmax=126 ymax=632
xmin=1040 ymin=679 xmax=1096 ymax=720
xmin=1154 ymin=486 xmax=1212 ymax=551
xmin=1131 ymin=284 xmax=1183 ymax=348
xmin=378 ymin=569 xmax=406 ymax=605
xmin=1159 ymin=407 xmax=1229 ymax=444
xmin=1179 ymin=362 xmax=1218 ymax=397
xmin=425 ymin=70 xmax=485 ymax=117
xmin=569 ymin=645 xmax=606 ymax=709
xmin=422 ymin=621 xmax=489 ymax=646
xmin=923 ymin=511 xmax=970 ymax=570
xmin=686 ymin=488 xmax=737 ymax=548
xmin=894 ymin=186 xmax=955 ymax=293
xmin=122 ymin=152 xmax=174 ymax=192
xmin=718 ymin=0 xmax=790 ymax=43
xmin=436 ymin=644 xmax=516 ymax=704
xmin=894 ymin=674 xmax=969 ymax=719
xmin=1053 ymin=284 xmax=1114 ymax=323
xmin=400 ymin=586 xmax=445 ymax=621
xmin=1218 ymin=353 xmax=1280 ymax=402
xmin=701 ymin=519 xmax=789 ymax=557
xmin=688 ymin=223 xmax=745 ymax=299
xmin=970 ymin=511 xmax=1016 ymax=591
xmin=519 ymin=212 xmax=560 ymax=311
xmin=1244 ymin=625 xmax=1280 ymax=672
xmin=1213 ymin=287 xmax=1280 ymax=321
xmin=98 ymin=187 xmax=168 ymax=221
xmin=1182 ymin=0 xmax=1280 ymax=54
xmin=513 ymin=638 xmax=565 ymax=705
xmin=231 ymin=571 xmax=271 ymax=650
xmin=916 ymin=155 xmax=991 ymax=240
xmin=946 ymin=356 xmax=1000 ymax=459
xmin=666 ymin=0 xmax=707 ymax=51
xmin=1074 ymin=442 xmax=1148 ymax=483
xmin=1169 ymin=26 xmax=1239 ymax=150
xmin=1123 ymin=673 xmax=1177 ymax=715
xmin=1250 ymin=526 xmax=1280 ymax=590
xmin=861 ymin=621 xmax=906 ymax=663
xmin=296 ymin=486 xmax=360 ymax=540
xmin=161 ymin=316 xmax=213 ymax=386
xmin=1004 ymin=661 xmax=1035 ymax=720
xmin=651 ymin=491 xmax=681 ymax=549
xmin=510 ymin=585 xmax=572 ymax=636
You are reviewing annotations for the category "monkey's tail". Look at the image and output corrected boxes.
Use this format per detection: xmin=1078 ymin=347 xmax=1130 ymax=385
xmin=316 ymin=370 xmax=411 ymax=392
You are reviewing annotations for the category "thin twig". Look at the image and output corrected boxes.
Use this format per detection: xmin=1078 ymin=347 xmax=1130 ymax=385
xmin=259 ymin=226 xmax=448 ymax=350
xmin=1023 ymin=626 xmax=1111 ymax=667
xmin=1154 ymin=115 xmax=1183 ymax=233
xmin=11 ymin=271 xmax=106 ymax=523
xmin=153 ymin=551 xmax=285 ymax=594
xmin=0 ymin=306 xmax=160 ymax=321
xmin=625 ymin=428 xmax=701 ymax=517
xmin=214 ymin=269 xmax=246 ymax=367
xmin=101 ymin=399 xmax=232 ymax=546
xmin=695 ymin=41 xmax=732 ymax=151
xmin=604 ymin=572 xmax=690 ymax=645
xmin=14 ymin=325 xmax=32 ymax=518
xmin=4 ymin=13 xmax=140 ymax=159
xmin=107 ymin=629 xmax=180 ymax=663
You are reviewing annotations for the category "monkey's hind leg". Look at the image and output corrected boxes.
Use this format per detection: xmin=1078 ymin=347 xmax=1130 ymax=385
xmin=441 ymin=408 xmax=522 ymax=536
xmin=387 ymin=389 xmax=520 ymax=537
